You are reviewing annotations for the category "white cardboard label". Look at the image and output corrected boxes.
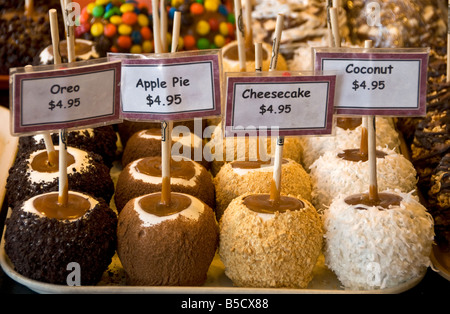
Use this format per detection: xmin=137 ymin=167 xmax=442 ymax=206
xmin=11 ymin=60 xmax=121 ymax=134
xmin=314 ymin=49 xmax=428 ymax=116
xmin=119 ymin=54 xmax=221 ymax=120
xmin=224 ymin=74 xmax=335 ymax=136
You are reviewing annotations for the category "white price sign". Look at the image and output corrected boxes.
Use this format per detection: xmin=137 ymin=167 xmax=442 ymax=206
xmin=11 ymin=60 xmax=121 ymax=135
xmin=224 ymin=73 xmax=336 ymax=137
xmin=118 ymin=51 xmax=221 ymax=121
xmin=314 ymin=48 xmax=428 ymax=116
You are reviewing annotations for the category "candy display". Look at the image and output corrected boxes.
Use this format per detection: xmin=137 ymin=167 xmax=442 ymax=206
xmin=75 ymin=0 xmax=236 ymax=55
xmin=219 ymin=192 xmax=323 ymax=288
xmin=2 ymin=0 xmax=450 ymax=295
xmin=309 ymin=147 xmax=418 ymax=212
xmin=323 ymin=191 xmax=434 ymax=290
xmin=114 ymin=156 xmax=215 ymax=212
xmin=344 ymin=0 xmax=447 ymax=49
xmin=121 ymin=128 xmax=208 ymax=169
xmin=428 ymin=153 xmax=450 ymax=250
xmin=76 ymin=0 xmax=156 ymax=55
xmin=213 ymin=158 xmax=311 ymax=220
xmin=4 ymin=191 xmax=118 ymax=285
xmin=0 ymin=0 xmax=65 ymax=75
xmin=250 ymin=0 xmax=349 ymax=64
xmin=6 ymin=146 xmax=115 ymax=209
xmin=300 ymin=117 xmax=401 ymax=170
xmin=17 ymin=126 xmax=118 ymax=167
xmin=206 ymin=122 xmax=303 ymax=176
xmin=117 ymin=192 xmax=218 ymax=285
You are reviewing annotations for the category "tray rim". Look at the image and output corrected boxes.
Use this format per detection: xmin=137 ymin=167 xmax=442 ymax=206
xmin=0 ymin=226 xmax=426 ymax=294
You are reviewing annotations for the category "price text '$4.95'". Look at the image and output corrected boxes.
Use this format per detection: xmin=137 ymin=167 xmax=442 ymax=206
xmin=352 ymin=80 xmax=385 ymax=91
xmin=49 ymin=98 xmax=80 ymax=110
xmin=146 ymin=94 xmax=182 ymax=107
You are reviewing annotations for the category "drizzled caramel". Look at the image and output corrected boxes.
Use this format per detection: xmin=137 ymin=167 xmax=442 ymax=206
xmin=135 ymin=157 xmax=195 ymax=180
xmin=337 ymin=148 xmax=387 ymax=162
xmin=30 ymin=150 xmax=75 ymax=172
xmin=243 ymin=194 xmax=304 ymax=215
xmin=336 ymin=117 xmax=362 ymax=130
xmin=139 ymin=193 xmax=192 ymax=217
xmin=344 ymin=192 xmax=403 ymax=210
xmin=230 ymin=158 xmax=288 ymax=169
xmin=32 ymin=192 xmax=91 ymax=220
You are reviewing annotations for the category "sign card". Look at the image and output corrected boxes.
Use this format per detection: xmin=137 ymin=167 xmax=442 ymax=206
xmin=11 ymin=60 xmax=121 ymax=135
xmin=224 ymin=73 xmax=336 ymax=137
xmin=314 ymin=48 xmax=428 ymax=116
xmin=117 ymin=51 xmax=221 ymax=121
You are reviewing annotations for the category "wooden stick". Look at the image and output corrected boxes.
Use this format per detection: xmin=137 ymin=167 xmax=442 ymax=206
xmin=326 ymin=0 xmax=334 ymax=47
xmin=234 ymin=0 xmax=246 ymax=72
xmin=58 ymin=1 xmax=76 ymax=207
xmin=269 ymin=14 xmax=284 ymax=203
xmin=368 ymin=115 xmax=378 ymax=201
xmin=171 ymin=11 xmax=181 ymax=52
xmin=160 ymin=0 xmax=168 ymax=53
xmin=255 ymin=42 xmax=262 ymax=72
xmin=49 ymin=9 xmax=62 ymax=66
xmin=64 ymin=0 xmax=75 ymax=63
xmin=329 ymin=7 xmax=340 ymax=48
xmin=25 ymin=0 xmax=34 ymax=17
xmin=152 ymin=0 xmax=162 ymax=53
xmin=363 ymin=39 xmax=379 ymax=201
xmin=244 ymin=0 xmax=253 ymax=50
xmin=160 ymin=11 xmax=180 ymax=206
xmin=269 ymin=14 xmax=283 ymax=72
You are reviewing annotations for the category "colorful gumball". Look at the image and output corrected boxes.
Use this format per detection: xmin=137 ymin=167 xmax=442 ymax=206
xmin=196 ymin=20 xmax=210 ymax=36
xmin=197 ymin=37 xmax=210 ymax=49
xmin=190 ymin=3 xmax=204 ymax=15
xmin=130 ymin=44 xmax=142 ymax=53
xmin=184 ymin=35 xmax=196 ymax=50
xmin=122 ymin=11 xmax=138 ymax=25
xmin=92 ymin=5 xmax=105 ymax=18
xmin=118 ymin=23 xmax=132 ymax=36
xmin=117 ymin=35 xmax=132 ymax=50
xmin=104 ymin=23 xmax=117 ymax=37
xmin=208 ymin=18 xmax=219 ymax=32
xmin=142 ymin=40 xmax=153 ymax=53
xmin=110 ymin=15 xmax=122 ymax=25
xmin=219 ymin=21 xmax=228 ymax=36
xmin=140 ymin=26 xmax=152 ymax=40
xmin=120 ymin=3 xmax=135 ymax=13
xmin=131 ymin=30 xmax=142 ymax=44
xmin=75 ymin=0 xmax=235 ymax=55
xmin=90 ymin=22 xmax=104 ymax=37
xmin=214 ymin=34 xmax=225 ymax=47
xmin=204 ymin=0 xmax=219 ymax=12
xmin=138 ymin=14 xmax=149 ymax=27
